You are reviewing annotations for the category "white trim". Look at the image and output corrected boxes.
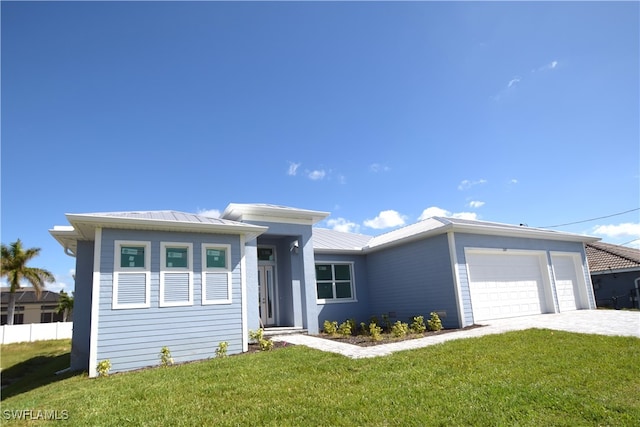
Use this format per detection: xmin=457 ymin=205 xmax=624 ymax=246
xmin=240 ymin=236 xmax=248 ymax=352
xmin=314 ymin=261 xmax=357 ymax=304
xmin=88 ymin=228 xmax=102 ymax=378
xmin=112 ymin=240 xmax=151 ymax=310
xmin=201 ymin=244 xmax=232 ymax=305
xmin=447 ymin=232 xmax=466 ymax=327
xmin=159 ymin=242 xmax=194 ymax=307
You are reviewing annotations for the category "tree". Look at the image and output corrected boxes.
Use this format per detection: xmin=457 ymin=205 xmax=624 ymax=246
xmin=56 ymin=290 xmax=74 ymax=322
xmin=1 ymin=239 xmax=55 ymax=325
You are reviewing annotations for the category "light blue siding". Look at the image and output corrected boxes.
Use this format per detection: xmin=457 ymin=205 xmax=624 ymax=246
xmin=97 ymin=229 xmax=243 ymax=374
xmin=366 ymin=234 xmax=459 ymax=328
xmin=315 ymin=254 xmax=370 ymax=325
xmin=454 ymin=232 xmax=594 ymax=326
xmin=70 ymin=240 xmax=94 ymax=371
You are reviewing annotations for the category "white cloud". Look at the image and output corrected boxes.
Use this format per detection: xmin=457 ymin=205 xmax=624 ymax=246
xmin=592 ymin=223 xmax=640 ymax=239
xmin=197 ymin=209 xmax=221 ymax=218
xmin=364 ymin=210 xmax=407 ymax=229
xmin=419 ymin=206 xmax=478 ymax=221
xmin=458 ymin=179 xmax=487 ymax=191
xmin=507 ymin=77 xmax=521 ymax=88
xmin=469 ymin=201 xmax=485 ymax=209
xmin=287 ymin=162 xmax=301 ymax=176
xmin=418 ymin=207 xmax=450 ymax=219
xmin=370 ymin=163 xmax=390 ymax=173
xmin=308 ymin=170 xmax=326 ymax=180
xmin=509 ymin=178 xmax=518 ymax=185
xmin=535 ymin=60 xmax=559 ymax=72
xmin=326 ymin=218 xmax=360 ymax=233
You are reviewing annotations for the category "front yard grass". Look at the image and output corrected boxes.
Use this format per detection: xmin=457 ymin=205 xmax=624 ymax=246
xmin=2 ymin=330 xmax=639 ymax=426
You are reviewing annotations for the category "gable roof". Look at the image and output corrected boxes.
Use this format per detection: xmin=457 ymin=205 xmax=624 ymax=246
xmin=50 ymin=210 xmax=267 ymax=256
xmin=313 ymin=216 xmax=599 ymax=253
xmin=586 ymin=241 xmax=640 ymax=273
xmin=312 ymin=228 xmax=373 ymax=253
xmin=222 ymin=203 xmax=329 ymax=225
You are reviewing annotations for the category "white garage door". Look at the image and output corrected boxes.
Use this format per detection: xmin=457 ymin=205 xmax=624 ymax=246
xmin=551 ymin=254 xmax=579 ymax=312
xmin=466 ymin=251 xmax=548 ymax=322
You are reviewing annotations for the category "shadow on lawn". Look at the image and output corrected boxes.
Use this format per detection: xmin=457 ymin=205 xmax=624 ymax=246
xmin=1 ymin=353 xmax=79 ymax=401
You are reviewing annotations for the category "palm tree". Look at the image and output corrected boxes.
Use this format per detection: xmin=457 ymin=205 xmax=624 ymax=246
xmin=56 ymin=290 xmax=74 ymax=322
xmin=1 ymin=239 xmax=55 ymax=325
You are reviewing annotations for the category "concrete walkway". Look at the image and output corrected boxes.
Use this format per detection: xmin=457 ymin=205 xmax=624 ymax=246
xmin=272 ymin=310 xmax=640 ymax=359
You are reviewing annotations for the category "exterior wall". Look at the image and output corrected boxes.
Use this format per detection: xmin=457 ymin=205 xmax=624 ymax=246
xmin=315 ymin=253 xmax=370 ymax=326
xmin=71 ymin=240 xmax=94 ymax=371
xmin=244 ymin=221 xmax=319 ymax=333
xmin=366 ymin=234 xmax=460 ymax=328
xmin=96 ymin=229 xmax=244 ymax=374
xmin=453 ymin=233 xmax=596 ymax=326
xmin=592 ymin=270 xmax=640 ymax=309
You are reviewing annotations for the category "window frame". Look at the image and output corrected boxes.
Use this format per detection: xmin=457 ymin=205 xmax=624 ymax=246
xmin=112 ymin=240 xmax=151 ymax=309
xmin=315 ymin=262 xmax=357 ymax=304
xmin=201 ymin=244 xmax=232 ymax=305
xmin=159 ymin=242 xmax=194 ymax=307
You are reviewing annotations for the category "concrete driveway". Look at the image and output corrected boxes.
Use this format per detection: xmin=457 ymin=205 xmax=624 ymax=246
xmin=273 ymin=310 xmax=640 ymax=359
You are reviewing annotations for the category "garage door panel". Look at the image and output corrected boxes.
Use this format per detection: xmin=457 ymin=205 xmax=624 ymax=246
xmin=552 ymin=255 xmax=579 ymax=311
xmin=467 ymin=252 xmax=546 ymax=322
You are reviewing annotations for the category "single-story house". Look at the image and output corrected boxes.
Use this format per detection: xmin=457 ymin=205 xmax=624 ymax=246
xmin=586 ymin=241 xmax=640 ymax=309
xmin=50 ymin=203 xmax=599 ymax=376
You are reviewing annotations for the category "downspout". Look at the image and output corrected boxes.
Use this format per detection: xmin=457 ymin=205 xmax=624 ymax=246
xmin=634 ymin=277 xmax=640 ymax=310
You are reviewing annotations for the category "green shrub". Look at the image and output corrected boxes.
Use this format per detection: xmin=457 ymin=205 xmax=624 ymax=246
xmin=159 ymin=346 xmax=174 ymax=367
xmin=410 ymin=316 xmax=427 ymax=334
xmin=346 ymin=318 xmax=357 ymax=335
xmin=369 ymin=322 xmax=383 ymax=342
xmin=323 ymin=320 xmax=338 ymax=336
xmin=391 ymin=321 xmax=409 ymax=337
xmin=359 ymin=322 xmax=368 ymax=335
xmin=215 ymin=342 xmax=228 ymax=358
xmin=249 ymin=329 xmax=264 ymax=343
xmin=427 ymin=312 xmax=443 ymax=332
xmin=381 ymin=314 xmax=391 ymax=331
xmin=259 ymin=337 xmax=274 ymax=351
xmin=369 ymin=316 xmax=379 ymax=326
xmin=337 ymin=321 xmax=352 ymax=337
xmin=96 ymin=359 xmax=111 ymax=377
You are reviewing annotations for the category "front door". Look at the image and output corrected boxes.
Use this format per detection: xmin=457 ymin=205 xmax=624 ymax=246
xmin=258 ymin=265 xmax=275 ymax=326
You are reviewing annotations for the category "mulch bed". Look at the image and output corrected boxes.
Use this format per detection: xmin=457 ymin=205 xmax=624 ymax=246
xmin=313 ymin=324 xmax=484 ymax=347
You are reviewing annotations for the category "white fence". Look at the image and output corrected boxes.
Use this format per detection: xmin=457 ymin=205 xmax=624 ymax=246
xmin=1 ymin=322 xmax=72 ymax=345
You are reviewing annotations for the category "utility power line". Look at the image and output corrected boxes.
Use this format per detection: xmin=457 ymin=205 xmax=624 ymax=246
xmin=537 ymin=208 xmax=640 ymax=229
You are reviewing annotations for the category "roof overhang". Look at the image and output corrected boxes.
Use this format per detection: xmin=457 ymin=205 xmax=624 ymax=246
xmin=448 ymin=223 xmax=601 ymax=244
xmin=50 ymin=213 xmax=268 ymax=256
xmin=222 ymin=203 xmax=329 ymax=225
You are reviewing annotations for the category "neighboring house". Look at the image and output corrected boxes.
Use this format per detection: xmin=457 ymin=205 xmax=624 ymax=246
xmin=586 ymin=242 xmax=640 ymax=309
xmin=50 ymin=203 xmax=598 ymax=376
xmin=0 ymin=287 xmax=65 ymax=325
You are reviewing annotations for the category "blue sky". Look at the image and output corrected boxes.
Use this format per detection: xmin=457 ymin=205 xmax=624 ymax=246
xmin=2 ymin=1 xmax=638 ymax=293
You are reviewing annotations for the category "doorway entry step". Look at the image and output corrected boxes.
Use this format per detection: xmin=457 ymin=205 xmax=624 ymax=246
xmin=263 ymin=327 xmax=307 ymax=337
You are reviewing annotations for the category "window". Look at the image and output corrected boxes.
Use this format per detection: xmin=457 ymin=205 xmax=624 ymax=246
xmin=315 ymin=263 xmax=356 ymax=303
xmin=160 ymin=242 xmax=193 ymax=307
xmin=1 ymin=313 xmax=24 ymax=325
xmin=113 ymin=241 xmax=151 ymax=309
xmin=41 ymin=311 xmax=64 ymax=323
xmin=202 ymin=244 xmax=232 ymax=305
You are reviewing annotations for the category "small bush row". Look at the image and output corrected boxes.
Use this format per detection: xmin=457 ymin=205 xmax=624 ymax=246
xmin=322 ymin=312 xmax=443 ymax=342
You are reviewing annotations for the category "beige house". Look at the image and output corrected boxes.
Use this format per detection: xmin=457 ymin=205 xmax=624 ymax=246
xmin=0 ymin=288 xmax=65 ymax=325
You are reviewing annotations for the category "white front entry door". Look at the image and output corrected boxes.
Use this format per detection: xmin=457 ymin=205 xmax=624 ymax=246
xmin=258 ymin=265 xmax=275 ymax=326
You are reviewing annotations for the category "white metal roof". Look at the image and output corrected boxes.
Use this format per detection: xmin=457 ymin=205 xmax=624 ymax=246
xmin=50 ymin=210 xmax=267 ymax=256
xmin=312 ymin=228 xmax=373 ymax=253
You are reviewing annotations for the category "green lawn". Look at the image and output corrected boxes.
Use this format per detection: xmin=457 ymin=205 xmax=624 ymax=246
xmin=2 ymin=330 xmax=639 ymax=426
